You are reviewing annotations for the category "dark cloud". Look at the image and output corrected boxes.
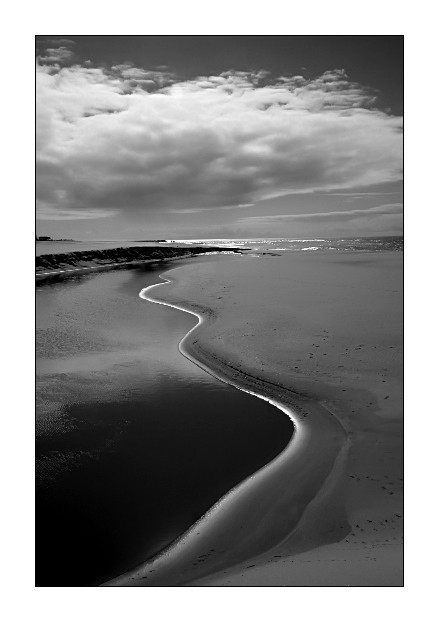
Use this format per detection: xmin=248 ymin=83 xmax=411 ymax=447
xmin=41 ymin=38 xmax=76 ymax=47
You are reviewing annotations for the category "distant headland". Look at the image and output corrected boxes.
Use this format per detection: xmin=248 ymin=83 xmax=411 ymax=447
xmin=35 ymin=244 xmax=244 ymax=280
xmin=36 ymin=236 xmax=75 ymax=242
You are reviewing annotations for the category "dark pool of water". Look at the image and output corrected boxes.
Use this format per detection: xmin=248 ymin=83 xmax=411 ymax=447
xmin=36 ymin=259 xmax=293 ymax=586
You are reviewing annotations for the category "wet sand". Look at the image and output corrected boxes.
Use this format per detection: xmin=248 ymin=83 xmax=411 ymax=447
xmin=107 ymin=250 xmax=403 ymax=587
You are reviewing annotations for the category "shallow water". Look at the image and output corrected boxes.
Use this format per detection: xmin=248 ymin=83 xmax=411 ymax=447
xmin=36 ymin=259 xmax=293 ymax=586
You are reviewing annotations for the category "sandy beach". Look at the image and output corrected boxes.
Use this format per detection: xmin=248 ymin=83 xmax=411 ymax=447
xmin=31 ymin=34 xmax=407 ymax=619
xmin=106 ymin=249 xmax=402 ymax=587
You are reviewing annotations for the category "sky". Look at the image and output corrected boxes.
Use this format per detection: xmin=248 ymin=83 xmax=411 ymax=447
xmin=36 ymin=36 xmax=403 ymax=240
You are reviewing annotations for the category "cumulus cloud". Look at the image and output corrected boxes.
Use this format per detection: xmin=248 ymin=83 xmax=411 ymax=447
xmin=36 ymin=62 xmax=403 ymax=221
xmin=38 ymin=46 xmax=75 ymax=65
xmin=111 ymin=63 xmax=176 ymax=89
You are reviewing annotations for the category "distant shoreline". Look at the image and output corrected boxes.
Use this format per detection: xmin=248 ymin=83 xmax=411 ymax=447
xmin=35 ymin=245 xmax=245 ymax=281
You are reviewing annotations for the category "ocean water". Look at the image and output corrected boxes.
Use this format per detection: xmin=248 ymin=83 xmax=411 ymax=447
xmin=36 ymin=258 xmax=293 ymax=586
xmin=169 ymin=237 xmax=404 ymax=252
xmin=36 ymin=237 xmax=403 ymax=257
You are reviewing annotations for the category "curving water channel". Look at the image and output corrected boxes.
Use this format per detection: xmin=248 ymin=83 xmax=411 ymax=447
xmin=35 ymin=258 xmax=293 ymax=586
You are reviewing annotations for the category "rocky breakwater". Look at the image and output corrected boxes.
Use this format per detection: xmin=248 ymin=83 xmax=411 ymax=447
xmin=35 ymin=245 xmax=244 ymax=281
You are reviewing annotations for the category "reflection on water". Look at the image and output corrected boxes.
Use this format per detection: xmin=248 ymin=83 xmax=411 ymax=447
xmin=36 ymin=260 xmax=293 ymax=586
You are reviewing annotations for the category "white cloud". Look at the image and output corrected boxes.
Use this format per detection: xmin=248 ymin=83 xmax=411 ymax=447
xmin=320 ymin=191 xmax=400 ymax=197
xmin=236 ymin=203 xmax=403 ymax=237
xmin=36 ymin=63 xmax=403 ymax=221
xmin=37 ymin=206 xmax=115 ymax=220
xmin=167 ymin=202 xmax=254 ymax=214
xmin=242 ymin=203 xmax=403 ymax=223
xmin=111 ymin=63 xmax=175 ymax=87
xmin=38 ymin=46 xmax=74 ymax=65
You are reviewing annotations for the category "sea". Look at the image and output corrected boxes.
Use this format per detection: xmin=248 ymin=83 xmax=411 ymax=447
xmin=167 ymin=236 xmax=404 ymax=253
xmin=36 ymin=236 xmax=403 ymax=257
